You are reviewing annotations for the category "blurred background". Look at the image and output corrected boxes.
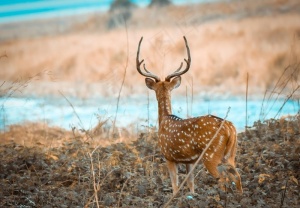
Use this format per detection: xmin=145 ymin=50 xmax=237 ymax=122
xmin=0 ymin=0 xmax=299 ymax=134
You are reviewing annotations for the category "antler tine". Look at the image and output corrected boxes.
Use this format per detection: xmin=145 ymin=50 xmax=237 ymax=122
xmin=165 ymin=36 xmax=191 ymax=81
xmin=136 ymin=37 xmax=161 ymax=82
xmin=143 ymin=64 xmax=151 ymax=73
xmin=174 ymin=62 xmax=183 ymax=73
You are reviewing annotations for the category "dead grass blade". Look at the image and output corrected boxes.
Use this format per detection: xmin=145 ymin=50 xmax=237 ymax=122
xmin=59 ymin=91 xmax=83 ymax=127
xmin=113 ymin=18 xmax=129 ymax=136
xmin=260 ymin=63 xmax=300 ymax=121
xmin=280 ymin=179 xmax=289 ymax=208
xmin=245 ymin=72 xmax=249 ymax=134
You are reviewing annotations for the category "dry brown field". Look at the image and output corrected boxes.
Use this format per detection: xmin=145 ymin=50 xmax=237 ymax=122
xmin=0 ymin=0 xmax=299 ymax=207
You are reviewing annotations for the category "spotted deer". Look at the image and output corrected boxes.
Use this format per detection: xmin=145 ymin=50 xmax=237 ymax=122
xmin=136 ymin=36 xmax=243 ymax=195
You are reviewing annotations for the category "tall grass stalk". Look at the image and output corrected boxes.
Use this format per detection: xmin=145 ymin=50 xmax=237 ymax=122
xmin=117 ymin=176 xmax=130 ymax=207
xmin=260 ymin=63 xmax=299 ymax=121
xmin=147 ymin=89 xmax=150 ymax=133
xmin=112 ymin=19 xmax=129 ymax=136
xmin=191 ymin=77 xmax=193 ymax=116
xmin=280 ymin=179 xmax=289 ymax=208
xmin=88 ymin=151 xmax=100 ymax=208
xmin=187 ymin=77 xmax=194 ymax=117
xmin=186 ymin=85 xmax=189 ymax=117
xmin=0 ymin=71 xmax=50 ymax=131
xmin=259 ymin=65 xmax=290 ymax=120
xmin=59 ymin=91 xmax=84 ymax=128
xmin=259 ymin=89 xmax=268 ymax=122
xmin=274 ymin=85 xmax=300 ymax=118
xmin=245 ymin=72 xmax=249 ymax=135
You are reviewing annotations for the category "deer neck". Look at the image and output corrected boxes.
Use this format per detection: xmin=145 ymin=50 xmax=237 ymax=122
xmin=157 ymin=94 xmax=172 ymax=126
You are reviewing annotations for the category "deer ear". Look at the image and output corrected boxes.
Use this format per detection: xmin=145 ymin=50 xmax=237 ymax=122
xmin=170 ymin=76 xmax=181 ymax=89
xmin=145 ymin=78 xmax=156 ymax=90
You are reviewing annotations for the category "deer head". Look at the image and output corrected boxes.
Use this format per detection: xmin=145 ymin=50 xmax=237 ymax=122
xmin=136 ymin=36 xmax=191 ymax=121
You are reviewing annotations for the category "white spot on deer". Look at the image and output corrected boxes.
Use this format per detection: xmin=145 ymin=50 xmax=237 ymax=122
xmin=217 ymin=136 xmax=224 ymax=149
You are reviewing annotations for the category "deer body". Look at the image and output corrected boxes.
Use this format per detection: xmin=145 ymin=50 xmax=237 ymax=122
xmin=159 ymin=115 xmax=235 ymax=164
xmin=137 ymin=36 xmax=242 ymax=195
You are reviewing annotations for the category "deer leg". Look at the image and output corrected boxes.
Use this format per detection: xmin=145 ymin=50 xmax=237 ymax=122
xmin=203 ymin=160 xmax=220 ymax=178
xmin=166 ymin=160 xmax=178 ymax=195
xmin=203 ymin=160 xmax=226 ymax=192
xmin=222 ymin=163 xmax=243 ymax=194
xmin=186 ymin=163 xmax=195 ymax=193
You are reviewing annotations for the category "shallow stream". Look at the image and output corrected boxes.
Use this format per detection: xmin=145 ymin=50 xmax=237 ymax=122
xmin=0 ymin=95 xmax=298 ymax=132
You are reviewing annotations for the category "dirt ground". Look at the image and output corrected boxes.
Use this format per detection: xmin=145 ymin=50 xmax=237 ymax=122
xmin=0 ymin=115 xmax=299 ymax=207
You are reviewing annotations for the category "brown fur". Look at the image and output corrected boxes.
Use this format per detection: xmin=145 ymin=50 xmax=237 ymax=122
xmin=136 ymin=36 xmax=242 ymax=195
xmin=146 ymin=78 xmax=243 ymax=195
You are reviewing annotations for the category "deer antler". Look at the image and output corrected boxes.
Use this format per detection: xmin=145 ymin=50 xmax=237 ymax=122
xmin=136 ymin=37 xmax=161 ymax=82
xmin=165 ymin=36 xmax=191 ymax=81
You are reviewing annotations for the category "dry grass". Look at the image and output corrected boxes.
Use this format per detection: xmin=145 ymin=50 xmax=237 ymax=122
xmin=0 ymin=115 xmax=299 ymax=207
xmin=0 ymin=121 xmax=136 ymax=148
xmin=0 ymin=122 xmax=73 ymax=148
xmin=0 ymin=1 xmax=299 ymax=206
xmin=0 ymin=0 xmax=299 ymax=98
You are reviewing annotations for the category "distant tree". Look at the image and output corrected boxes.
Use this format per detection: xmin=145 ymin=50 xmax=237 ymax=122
xmin=110 ymin=0 xmax=136 ymax=12
xmin=107 ymin=0 xmax=136 ymax=29
xmin=149 ymin=0 xmax=171 ymax=7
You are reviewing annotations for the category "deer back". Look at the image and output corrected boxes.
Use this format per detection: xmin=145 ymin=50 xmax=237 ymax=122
xmin=158 ymin=115 xmax=235 ymax=164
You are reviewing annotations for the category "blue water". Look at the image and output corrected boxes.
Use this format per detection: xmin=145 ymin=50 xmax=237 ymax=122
xmin=0 ymin=96 xmax=298 ymax=132
xmin=0 ymin=0 xmax=220 ymax=23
